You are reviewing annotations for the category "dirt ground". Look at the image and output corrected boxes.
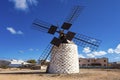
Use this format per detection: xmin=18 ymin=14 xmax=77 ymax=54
xmin=0 ymin=69 xmax=120 ymax=80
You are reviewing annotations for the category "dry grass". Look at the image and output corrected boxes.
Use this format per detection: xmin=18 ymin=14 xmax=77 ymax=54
xmin=0 ymin=69 xmax=120 ymax=80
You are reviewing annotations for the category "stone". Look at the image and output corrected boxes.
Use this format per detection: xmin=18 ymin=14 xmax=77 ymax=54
xmin=47 ymin=42 xmax=79 ymax=74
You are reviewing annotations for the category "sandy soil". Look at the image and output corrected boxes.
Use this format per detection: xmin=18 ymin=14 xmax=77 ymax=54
xmin=0 ymin=69 xmax=120 ymax=80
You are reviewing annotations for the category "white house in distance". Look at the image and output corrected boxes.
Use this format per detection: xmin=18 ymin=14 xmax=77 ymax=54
xmin=9 ymin=59 xmax=30 ymax=67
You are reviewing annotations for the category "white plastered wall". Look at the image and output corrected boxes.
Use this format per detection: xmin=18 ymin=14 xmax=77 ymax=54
xmin=48 ymin=43 xmax=79 ymax=74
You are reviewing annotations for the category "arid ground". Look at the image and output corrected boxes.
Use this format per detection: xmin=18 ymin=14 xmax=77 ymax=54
xmin=0 ymin=68 xmax=120 ymax=80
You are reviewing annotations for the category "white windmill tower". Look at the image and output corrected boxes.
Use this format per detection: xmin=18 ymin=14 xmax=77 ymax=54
xmin=32 ymin=5 xmax=101 ymax=74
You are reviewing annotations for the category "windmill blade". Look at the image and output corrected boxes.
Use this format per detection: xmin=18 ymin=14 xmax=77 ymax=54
xmin=73 ymin=34 xmax=101 ymax=51
xmin=32 ymin=19 xmax=58 ymax=35
xmin=61 ymin=6 xmax=84 ymax=30
xmin=66 ymin=31 xmax=76 ymax=41
xmin=50 ymin=37 xmax=62 ymax=47
xmin=66 ymin=5 xmax=84 ymax=23
xmin=61 ymin=22 xmax=72 ymax=30
xmin=38 ymin=44 xmax=53 ymax=65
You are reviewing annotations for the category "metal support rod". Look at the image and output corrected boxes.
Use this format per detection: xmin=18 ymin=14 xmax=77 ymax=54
xmin=68 ymin=6 xmax=80 ymax=23
xmin=74 ymin=37 xmax=99 ymax=47
xmin=33 ymin=23 xmax=50 ymax=30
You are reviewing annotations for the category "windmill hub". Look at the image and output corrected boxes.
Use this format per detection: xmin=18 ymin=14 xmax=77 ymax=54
xmin=59 ymin=30 xmax=68 ymax=43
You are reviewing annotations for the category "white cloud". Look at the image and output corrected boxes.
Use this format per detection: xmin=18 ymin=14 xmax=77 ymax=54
xmin=114 ymin=44 xmax=120 ymax=54
xmin=9 ymin=0 xmax=38 ymax=11
xmin=11 ymin=0 xmax=28 ymax=10
xmin=17 ymin=31 xmax=23 ymax=34
xmin=82 ymin=46 xmax=107 ymax=58
xmin=86 ymin=51 xmax=107 ymax=58
xmin=93 ymin=51 xmax=107 ymax=56
xmin=6 ymin=27 xmax=23 ymax=35
xmin=82 ymin=47 xmax=91 ymax=53
xmin=86 ymin=53 xmax=95 ymax=58
xmin=78 ymin=54 xmax=85 ymax=58
xmin=83 ymin=43 xmax=120 ymax=59
xmin=107 ymin=44 xmax=120 ymax=54
xmin=108 ymin=48 xmax=114 ymax=53
xmin=6 ymin=27 xmax=16 ymax=34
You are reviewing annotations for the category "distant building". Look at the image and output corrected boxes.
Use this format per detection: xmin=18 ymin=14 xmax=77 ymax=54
xmin=116 ymin=61 xmax=120 ymax=64
xmin=9 ymin=59 xmax=30 ymax=67
xmin=79 ymin=57 xmax=108 ymax=67
xmin=108 ymin=62 xmax=120 ymax=69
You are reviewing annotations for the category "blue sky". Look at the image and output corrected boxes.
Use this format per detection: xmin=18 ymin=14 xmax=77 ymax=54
xmin=0 ymin=0 xmax=120 ymax=62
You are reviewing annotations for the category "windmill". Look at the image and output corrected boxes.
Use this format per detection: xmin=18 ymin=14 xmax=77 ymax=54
xmin=32 ymin=5 xmax=101 ymax=74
